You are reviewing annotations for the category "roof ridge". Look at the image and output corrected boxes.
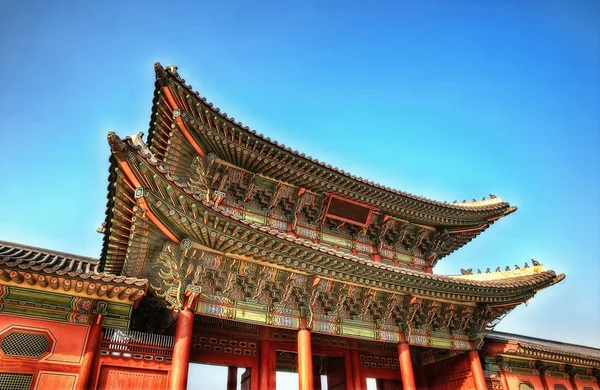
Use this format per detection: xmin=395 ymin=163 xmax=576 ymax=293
xmin=0 ymin=240 xmax=99 ymax=264
xmin=153 ymin=62 xmax=516 ymax=214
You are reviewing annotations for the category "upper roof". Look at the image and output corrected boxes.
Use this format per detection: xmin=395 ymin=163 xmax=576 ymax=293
xmin=486 ymin=331 xmax=600 ymax=367
xmin=146 ymin=63 xmax=517 ymax=228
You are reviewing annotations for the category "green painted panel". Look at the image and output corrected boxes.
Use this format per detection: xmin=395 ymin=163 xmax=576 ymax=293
xmin=396 ymin=253 xmax=412 ymax=263
xmin=321 ymin=234 xmax=352 ymax=248
xmin=237 ymin=300 xmax=267 ymax=310
xmin=1 ymin=304 xmax=69 ymax=322
xmin=106 ymin=302 xmax=132 ymax=317
xmin=245 ymin=213 xmax=266 ymax=224
xmin=6 ymin=287 xmax=73 ymax=309
xmin=103 ymin=317 xmax=130 ymax=329
xmin=510 ymin=368 xmax=537 ymax=375
xmin=341 ymin=326 xmax=375 ymax=339
xmin=430 ymin=338 xmax=453 ymax=349
xmin=234 ymin=309 xmax=267 ymax=324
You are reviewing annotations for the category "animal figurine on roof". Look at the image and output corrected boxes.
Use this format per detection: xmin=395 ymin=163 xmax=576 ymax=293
xmin=460 ymin=268 xmax=473 ymax=275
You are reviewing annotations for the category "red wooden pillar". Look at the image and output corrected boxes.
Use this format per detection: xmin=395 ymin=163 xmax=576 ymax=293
xmin=498 ymin=365 xmax=510 ymax=390
xmin=298 ymin=318 xmax=314 ymax=390
xmin=227 ymin=366 xmax=238 ymax=390
xmin=468 ymin=350 xmax=487 ymax=390
xmin=76 ymin=314 xmax=103 ymax=390
xmin=350 ymin=349 xmax=366 ymax=390
xmin=168 ymin=308 xmax=194 ymax=390
xmin=259 ymin=328 xmax=276 ymax=390
xmin=397 ymin=335 xmax=416 ymax=390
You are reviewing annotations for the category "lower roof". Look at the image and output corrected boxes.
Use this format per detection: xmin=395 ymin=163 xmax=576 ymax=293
xmin=0 ymin=240 xmax=146 ymax=287
xmin=486 ymin=330 xmax=600 ymax=367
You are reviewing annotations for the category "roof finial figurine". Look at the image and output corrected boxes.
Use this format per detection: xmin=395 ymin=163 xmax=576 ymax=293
xmin=514 ymin=264 xmax=520 ymax=270
xmin=460 ymin=268 xmax=473 ymax=275
xmin=489 ymin=194 xmax=497 ymax=199
xmin=532 ymin=259 xmax=541 ymax=266
xmin=524 ymin=262 xmax=529 ymax=268
xmin=486 ymin=268 xmax=491 ymax=273
xmin=505 ymin=266 xmax=511 ymax=271
xmin=495 ymin=266 xmax=501 ymax=272
xmin=477 ymin=269 xmax=482 ymax=274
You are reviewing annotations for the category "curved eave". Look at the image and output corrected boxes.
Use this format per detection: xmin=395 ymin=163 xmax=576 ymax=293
xmin=0 ymin=241 xmax=147 ymax=303
xmin=113 ymin=134 xmax=563 ymax=305
xmin=147 ymin=62 xmax=516 ymax=227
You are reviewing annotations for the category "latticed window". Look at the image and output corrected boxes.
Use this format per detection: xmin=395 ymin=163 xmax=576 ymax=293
xmin=519 ymin=383 xmax=534 ymax=390
xmin=0 ymin=373 xmax=34 ymax=390
xmin=0 ymin=331 xmax=50 ymax=358
xmin=554 ymin=386 xmax=567 ymax=390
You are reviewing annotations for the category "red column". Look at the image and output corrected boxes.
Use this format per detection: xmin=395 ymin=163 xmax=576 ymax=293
xmin=168 ymin=308 xmax=194 ymax=390
xmin=76 ymin=314 xmax=103 ymax=390
xmin=227 ymin=366 xmax=238 ymax=390
xmin=397 ymin=336 xmax=416 ymax=390
xmin=498 ymin=365 xmax=510 ymax=390
xmin=468 ymin=350 xmax=487 ymax=390
xmin=350 ymin=349 xmax=366 ymax=390
xmin=298 ymin=318 xmax=314 ymax=390
xmin=258 ymin=340 xmax=270 ymax=390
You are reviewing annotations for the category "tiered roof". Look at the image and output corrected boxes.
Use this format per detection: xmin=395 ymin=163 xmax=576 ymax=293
xmin=97 ymin=63 xmax=564 ymax=345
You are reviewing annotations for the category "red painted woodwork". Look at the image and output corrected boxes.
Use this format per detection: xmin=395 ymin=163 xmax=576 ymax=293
xmin=36 ymin=373 xmax=78 ymax=389
xmin=503 ymin=372 xmax=546 ymax=390
xmin=573 ymin=379 xmax=600 ymax=390
xmin=227 ymin=366 xmax=238 ymax=390
xmin=546 ymin=375 xmax=574 ymax=389
xmin=416 ymin=364 xmax=429 ymax=390
xmin=0 ymin=314 xmax=89 ymax=365
xmin=397 ymin=341 xmax=416 ymax=390
xmin=168 ymin=308 xmax=194 ymax=390
xmin=498 ymin=366 xmax=510 ymax=390
xmin=468 ymin=350 xmax=487 ymax=390
xmin=97 ymin=366 xmax=167 ymax=389
xmin=350 ymin=349 xmax=366 ymax=390
xmin=259 ymin=339 xmax=275 ymax=390
xmin=0 ymin=313 xmax=96 ymax=389
xmin=76 ymin=314 xmax=103 ymax=390
xmin=298 ymin=319 xmax=314 ymax=390
xmin=423 ymin=353 xmax=475 ymax=390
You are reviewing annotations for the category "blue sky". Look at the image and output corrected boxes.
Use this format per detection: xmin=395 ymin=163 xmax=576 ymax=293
xmin=0 ymin=0 xmax=598 ymax=369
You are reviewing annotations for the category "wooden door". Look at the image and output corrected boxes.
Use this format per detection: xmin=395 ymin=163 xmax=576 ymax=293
xmin=96 ymin=366 xmax=168 ymax=390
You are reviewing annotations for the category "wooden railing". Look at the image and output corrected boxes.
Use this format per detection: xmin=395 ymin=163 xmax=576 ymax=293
xmin=99 ymin=328 xmax=174 ymax=362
